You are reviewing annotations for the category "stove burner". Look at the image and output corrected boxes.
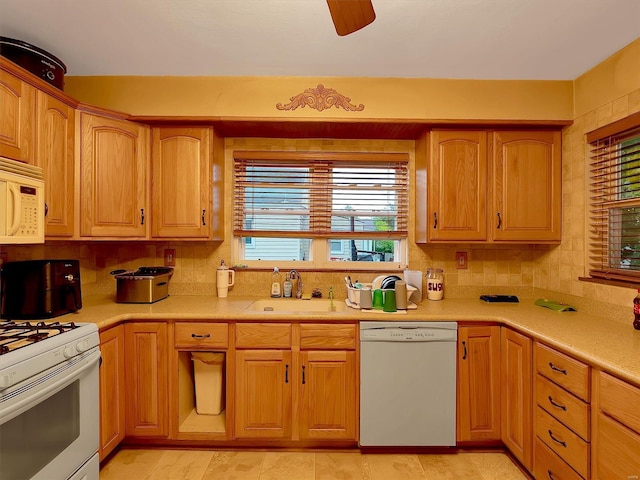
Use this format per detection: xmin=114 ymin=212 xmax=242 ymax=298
xmin=0 ymin=320 xmax=80 ymax=355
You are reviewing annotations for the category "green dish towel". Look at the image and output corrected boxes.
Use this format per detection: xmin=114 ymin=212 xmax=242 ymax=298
xmin=534 ymin=298 xmax=576 ymax=312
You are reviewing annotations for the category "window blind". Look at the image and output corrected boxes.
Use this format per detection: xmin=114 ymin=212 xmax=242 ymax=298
xmin=233 ymin=151 xmax=409 ymax=239
xmin=588 ymin=121 xmax=640 ymax=283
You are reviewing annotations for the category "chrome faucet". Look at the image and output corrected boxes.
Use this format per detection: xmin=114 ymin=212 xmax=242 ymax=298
xmin=289 ymin=270 xmax=304 ymax=299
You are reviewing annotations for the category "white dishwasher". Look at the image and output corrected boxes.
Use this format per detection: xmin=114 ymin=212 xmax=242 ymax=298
xmin=359 ymin=321 xmax=457 ymax=447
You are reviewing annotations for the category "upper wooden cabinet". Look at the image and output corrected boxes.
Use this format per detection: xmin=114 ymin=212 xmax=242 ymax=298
xmin=37 ymin=91 xmax=75 ymax=237
xmin=490 ymin=131 xmax=562 ymax=242
xmin=151 ymin=127 xmax=212 ymax=238
xmin=0 ymin=70 xmax=36 ymax=164
xmin=428 ymin=130 xmax=488 ymax=241
xmin=79 ymin=112 xmax=150 ymax=237
xmin=418 ymin=129 xmax=561 ymax=243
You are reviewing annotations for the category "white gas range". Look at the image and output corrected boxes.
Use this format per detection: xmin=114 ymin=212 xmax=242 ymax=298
xmin=0 ymin=318 xmax=101 ymax=480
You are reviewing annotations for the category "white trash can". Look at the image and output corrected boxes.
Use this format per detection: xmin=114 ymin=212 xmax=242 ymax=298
xmin=191 ymin=352 xmax=225 ymax=415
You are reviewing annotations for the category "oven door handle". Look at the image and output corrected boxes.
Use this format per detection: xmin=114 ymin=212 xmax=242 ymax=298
xmin=0 ymin=349 xmax=101 ymax=424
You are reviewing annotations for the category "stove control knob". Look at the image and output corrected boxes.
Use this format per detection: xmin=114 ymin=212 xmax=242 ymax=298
xmin=63 ymin=346 xmax=76 ymax=359
xmin=76 ymin=340 xmax=89 ymax=353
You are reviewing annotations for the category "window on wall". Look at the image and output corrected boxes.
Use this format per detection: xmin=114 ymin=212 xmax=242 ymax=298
xmin=587 ymin=112 xmax=640 ymax=284
xmin=233 ymin=151 xmax=409 ymax=270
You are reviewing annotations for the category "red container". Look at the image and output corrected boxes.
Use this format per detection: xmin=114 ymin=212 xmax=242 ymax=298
xmin=0 ymin=36 xmax=66 ymax=90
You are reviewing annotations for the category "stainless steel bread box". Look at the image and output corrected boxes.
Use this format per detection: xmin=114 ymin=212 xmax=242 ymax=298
xmin=111 ymin=267 xmax=173 ymax=303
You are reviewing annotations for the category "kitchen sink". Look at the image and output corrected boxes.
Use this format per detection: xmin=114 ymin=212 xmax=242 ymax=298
xmin=246 ymin=298 xmax=346 ymax=313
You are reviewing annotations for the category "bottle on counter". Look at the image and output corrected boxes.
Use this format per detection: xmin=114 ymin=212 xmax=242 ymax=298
xmin=271 ymin=267 xmax=282 ymax=298
xmin=634 ymin=289 xmax=640 ymax=330
xmin=283 ymin=275 xmax=293 ymax=298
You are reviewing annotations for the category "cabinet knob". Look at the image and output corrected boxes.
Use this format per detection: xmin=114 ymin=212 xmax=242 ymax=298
xmin=140 ymin=208 xmax=145 ymax=225
xmin=433 ymin=212 xmax=438 ymax=229
xmin=202 ymin=209 xmax=206 ymax=226
xmin=496 ymin=212 xmax=502 ymax=229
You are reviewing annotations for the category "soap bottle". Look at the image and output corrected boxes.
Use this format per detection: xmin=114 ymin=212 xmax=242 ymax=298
xmin=270 ymin=267 xmax=282 ymax=298
xmin=283 ymin=274 xmax=293 ymax=298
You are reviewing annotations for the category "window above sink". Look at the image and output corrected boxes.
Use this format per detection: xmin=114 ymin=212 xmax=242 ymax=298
xmin=232 ymin=150 xmax=409 ymax=271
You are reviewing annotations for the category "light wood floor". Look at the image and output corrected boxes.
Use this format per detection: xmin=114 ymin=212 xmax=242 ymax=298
xmin=99 ymin=448 xmax=530 ymax=480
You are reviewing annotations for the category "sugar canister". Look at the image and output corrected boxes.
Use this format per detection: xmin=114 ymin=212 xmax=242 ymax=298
xmin=426 ymin=268 xmax=444 ymax=301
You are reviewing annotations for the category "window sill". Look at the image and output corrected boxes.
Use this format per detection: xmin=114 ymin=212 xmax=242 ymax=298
xmin=578 ymin=276 xmax=640 ymax=289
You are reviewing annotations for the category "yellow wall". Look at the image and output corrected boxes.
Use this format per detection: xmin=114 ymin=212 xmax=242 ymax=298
xmin=574 ymin=38 xmax=640 ymax=118
xmin=534 ymin=38 xmax=640 ymax=310
xmin=5 ymin=39 xmax=640 ymax=317
xmin=65 ymin=76 xmax=573 ymax=121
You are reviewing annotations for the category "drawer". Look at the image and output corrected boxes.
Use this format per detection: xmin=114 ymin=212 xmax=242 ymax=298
xmin=235 ymin=323 xmax=291 ymax=348
xmin=536 ymin=374 xmax=590 ymax=440
xmin=535 ymin=406 xmax=589 ymax=479
xmin=299 ymin=323 xmax=356 ymax=350
xmin=593 ymin=412 xmax=640 ymax=480
xmin=534 ymin=437 xmax=584 ymax=480
xmin=174 ymin=322 xmax=228 ymax=348
xmin=597 ymin=371 xmax=640 ymax=434
xmin=535 ymin=343 xmax=590 ymax=401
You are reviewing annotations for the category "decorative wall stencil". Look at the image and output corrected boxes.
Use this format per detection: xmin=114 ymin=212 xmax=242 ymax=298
xmin=276 ymin=84 xmax=365 ymax=112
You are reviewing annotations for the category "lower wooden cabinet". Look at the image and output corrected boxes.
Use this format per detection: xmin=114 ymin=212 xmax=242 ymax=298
xmin=501 ymin=327 xmax=533 ymax=471
xmin=592 ymin=371 xmax=640 ymax=480
xmin=299 ymin=350 xmax=357 ymax=440
xmin=234 ymin=323 xmax=357 ymax=443
xmin=235 ymin=349 xmax=293 ymax=439
xmin=124 ymin=322 xmax=169 ymax=437
xmin=457 ymin=325 xmax=501 ymax=443
xmin=98 ymin=324 xmax=125 ymax=461
xmin=534 ymin=437 xmax=584 ymax=480
xmin=534 ymin=343 xmax=591 ymax=479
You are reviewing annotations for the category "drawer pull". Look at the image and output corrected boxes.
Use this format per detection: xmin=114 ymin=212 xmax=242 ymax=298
xmin=547 ymin=469 xmax=557 ymax=480
xmin=302 ymin=365 xmax=306 ymax=385
xmin=285 ymin=364 xmax=289 ymax=383
xmin=548 ymin=362 xmax=568 ymax=375
xmin=548 ymin=429 xmax=567 ymax=448
xmin=191 ymin=333 xmax=211 ymax=339
xmin=548 ymin=396 xmax=567 ymax=411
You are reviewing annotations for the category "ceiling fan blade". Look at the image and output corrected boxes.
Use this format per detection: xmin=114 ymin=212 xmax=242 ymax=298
xmin=327 ymin=0 xmax=376 ymax=36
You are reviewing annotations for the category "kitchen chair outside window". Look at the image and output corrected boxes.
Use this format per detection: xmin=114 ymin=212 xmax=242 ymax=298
xmin=587 ymin=112 xmax=640 ymax=284
xmin=233 ymin=151 xmax=409 ymax=270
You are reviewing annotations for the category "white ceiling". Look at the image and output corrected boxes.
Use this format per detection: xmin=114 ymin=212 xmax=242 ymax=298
xmin=1 ymin=0 xmax=639 ymax=80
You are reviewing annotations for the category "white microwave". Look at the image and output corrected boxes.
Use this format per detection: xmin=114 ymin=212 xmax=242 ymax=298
xmin=0 ymin=157 xmax=45 ymax=244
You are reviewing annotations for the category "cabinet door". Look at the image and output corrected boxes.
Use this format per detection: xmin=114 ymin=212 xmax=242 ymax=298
xmin=428 ymin=130 xmax=487 ymax=241
xmin=298 ymin=350 xmax=357 ymax=441
xmin=235 ymin=349 xmax=292 ymax=439
xmin=490 ymin=131 xmax=561 ymax=242
xmin=80 ymin=112 xmax=149 ymax=237
xmin=124 ymin=322 xmax=169 ymax=437
xmin=0 ymin=70 xmax=36 ymax=164
xmin=36 ymin=91 xmax=75 ymax=237
xmin=151 ymin=128 xmax=211 ymax=238
xmin=99 ymin=325 xmax=125 ymax=461
xmin=501 ymin=327 xmax=533 ymax=471
xmin=457 ymin=325 xmax=501 ymax=442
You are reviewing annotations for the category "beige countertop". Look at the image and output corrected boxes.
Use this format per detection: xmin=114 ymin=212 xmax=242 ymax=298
xmin=75 ymin=294 xmax=640 ymax=387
